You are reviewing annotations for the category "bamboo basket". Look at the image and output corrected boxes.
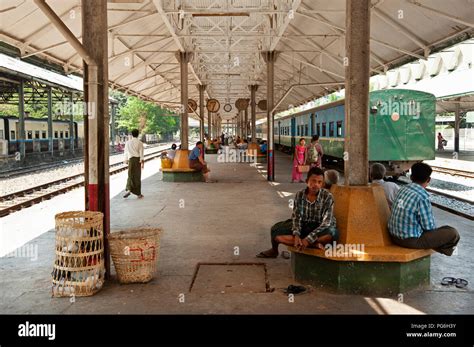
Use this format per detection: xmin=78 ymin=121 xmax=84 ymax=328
xmin=108 ymin=228 xmax=161 ymax=284
xmin=52 ymin=211 xmax=105 ymax=297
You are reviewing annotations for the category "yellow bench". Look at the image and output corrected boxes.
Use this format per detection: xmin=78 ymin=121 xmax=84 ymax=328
xmin=288 ymin=184 xmax=433 ymax=295
xmin=288 ymin=245 xmax=433 ymax=262
xmin=161 ymin=150 xmax=203 ymax=182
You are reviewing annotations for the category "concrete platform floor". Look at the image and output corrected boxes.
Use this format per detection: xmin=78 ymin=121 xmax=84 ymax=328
xmin=0 ymin=150 xmax=473 ymax=314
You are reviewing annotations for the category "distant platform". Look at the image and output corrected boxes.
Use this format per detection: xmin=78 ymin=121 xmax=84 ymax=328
xmin=425 ymin=151 xmax=474 ymax=172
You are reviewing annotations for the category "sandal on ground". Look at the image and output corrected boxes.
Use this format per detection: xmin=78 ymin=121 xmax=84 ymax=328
xmin=441 ymin=277 xmax=468 ymax=288
xmin=283 ymin=285 xmax=306 ymax=295
xmin=441 ymin=277 xmax=456 ymax=285
xmin=455 ymin=278 xmax=468 ymax=289
xmin=256 ymin=251 xmax=278 ymax=258
xmin=123 ymin=192 xmax=131 ymax=198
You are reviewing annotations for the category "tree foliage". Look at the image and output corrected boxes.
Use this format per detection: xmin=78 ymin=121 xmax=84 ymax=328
xmin=117 ymin=96 xmax=180 ymax=138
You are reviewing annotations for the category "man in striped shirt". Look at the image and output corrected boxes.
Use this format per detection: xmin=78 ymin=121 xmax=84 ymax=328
xmin=388 ymin=163 xmax=460 ymax=256
xmin=256 ymin=167 xmax=339 ymax=258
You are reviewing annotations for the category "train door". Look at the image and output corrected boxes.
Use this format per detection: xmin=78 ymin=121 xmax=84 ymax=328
xmin=291 ymin=117 xmax=296 ymax=149
xmin=278 ymin=121 xmax=281 ymax=147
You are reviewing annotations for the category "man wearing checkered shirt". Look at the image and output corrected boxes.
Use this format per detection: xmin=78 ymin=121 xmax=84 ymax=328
xmin=256 ymin=167 xmax=339 ymax=258
xmin=388 ymin=163 xmax=460 ymax=256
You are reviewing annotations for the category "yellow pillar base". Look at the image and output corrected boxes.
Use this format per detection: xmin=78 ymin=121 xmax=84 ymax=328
xmin=172 ymin=149 xmax=191 ymax=169
xmin=330 ymin=184 xmax=392 ymax=247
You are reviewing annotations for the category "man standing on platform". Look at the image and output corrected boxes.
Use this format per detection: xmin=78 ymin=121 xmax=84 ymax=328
xmin=123 ymin=129 xmax=144 ymax=199
xmin=388 ymin=163 xmax=460 ymax=255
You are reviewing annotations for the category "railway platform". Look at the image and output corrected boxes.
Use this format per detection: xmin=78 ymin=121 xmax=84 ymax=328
xmin=1 ymin=150 xmax=472 ymax=314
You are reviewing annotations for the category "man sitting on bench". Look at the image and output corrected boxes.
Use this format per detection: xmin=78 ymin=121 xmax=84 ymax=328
xmin=388 ymin=162 xmax=460 ymax=256
xmin=189 ymin=141 xmax=213 ymax=183
xmin=256 ymin=167 xmax=339 ymax=258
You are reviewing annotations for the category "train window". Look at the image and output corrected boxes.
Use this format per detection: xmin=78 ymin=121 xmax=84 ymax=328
xmin=10 ymin=130 xmax=16 ymax=140
xmin=42 ymin=131 xmax=47 ymax=139
xmin=54 ymin=131 xmax=58 ymax=138
xmin=316 ymin=123 xmax=320 ymax=136
xmin=60 ymin=131 xmax=64 ymax=138
xmin=329 ymin=122 xmax=334 ymax=137
xmin=27 ymin=131 xmax=33 ymax=139
xmin=305 ymin=124 xmax=308 ymax=136
xmin=35 ymin=131 xmax=40 ymax=139
xmin=337 ymin=121 xmax=343 ymax=137
xmin=322 ymin=123 xmax=327 ymax=137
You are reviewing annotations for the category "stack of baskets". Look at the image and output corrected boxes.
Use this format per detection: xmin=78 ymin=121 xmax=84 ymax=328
xmin=52 ymin=211 xmax=105 ymax=297
xmin=108 ymin=228 xmax=162 ymax=283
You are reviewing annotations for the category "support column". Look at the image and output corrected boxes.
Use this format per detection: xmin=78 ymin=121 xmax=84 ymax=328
xmin=240 ymin=110 xmax=244 ymax=138
xmin=454 ymin=98 xmax=461 ymax=154
xmin=214 ymin=114 xmax=217 ymax=139
xmin=82 ymin=0 xmax=110 ymax=277
xmin=47 ymin=86 xmax=53 ymax=155
xmin=244 ymin=100 xmax=249 ymax=140
xmin=262 ymin=51 xmax=277 ymax=181
xmin=344 ymin=0 xmax=370 ymax=186
xmin=207 ymin=109 xmax=212 ymax=140
xmin=238 ymin=111 xmax=242 ymax=138
xmin=69 ymin=93 xmax=75 ymax=153
xmin=218 ymin=115 xmax=222 ymax=137
xmin=198 ymin=84 xmax=206 ymax=141
xmin=18 ymin=80 xmax=25 ymax=159
xmin=110 ymin=100 xmax=116 ymax=147
xmin=250 ymin=85 xmax=258 ymax=142
xmin=215 ymin=114 xmax=218 ymax=139
xmin=177 ymin=51 xmax=192 ymax=150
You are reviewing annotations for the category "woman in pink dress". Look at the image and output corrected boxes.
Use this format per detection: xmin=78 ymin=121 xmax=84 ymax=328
xmin=292 ymin=138 xmax=307 ymax=183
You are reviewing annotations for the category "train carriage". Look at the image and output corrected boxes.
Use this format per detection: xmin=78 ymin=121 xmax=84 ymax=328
xmin=0 ymin=116 xmax=79 ymax=155
xmin=261 ymin=89 xmax=436 ymax=175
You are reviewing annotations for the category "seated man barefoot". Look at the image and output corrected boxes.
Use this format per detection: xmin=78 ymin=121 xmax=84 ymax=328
xmin=189 ymin=141 xmax=213 ymax=183
xmin=388 ymin=162 xmax=460 ymax=256
xmin=257 ymin=167 xmax=339 ymax=258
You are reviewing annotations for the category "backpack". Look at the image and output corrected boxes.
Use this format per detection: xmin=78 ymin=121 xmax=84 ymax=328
xmin=308 ymin=144 xmax=319 ymax=163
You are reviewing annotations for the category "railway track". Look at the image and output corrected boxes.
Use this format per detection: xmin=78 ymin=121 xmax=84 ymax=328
xmin=0 ymin=157 xmax=85 ymax=179
xmin=0 ymin=143 xmax=169 ymax=179
xmin=431 ymin=165 xmax=474 ymax=179
xmin=0 ymin=149 xmax=166 ymax=217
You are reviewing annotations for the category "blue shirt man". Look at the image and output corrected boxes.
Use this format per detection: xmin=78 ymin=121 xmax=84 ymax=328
xmin=188 ymin=141 xmax=212 ymax=183
xmin=189 ymin=146 xmax=201 ymax=160
xmin=388 ymin=163 xmax=460 ymax=256
xmin=388 ymin=183 xmax=435 ymax=239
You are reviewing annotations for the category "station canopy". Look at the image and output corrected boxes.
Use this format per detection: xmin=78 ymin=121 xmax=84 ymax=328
xmin=1 ymin=0 xmax=473 ymax=121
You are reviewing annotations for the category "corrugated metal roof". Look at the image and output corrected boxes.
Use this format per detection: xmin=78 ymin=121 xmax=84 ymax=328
xmin=0 ymin=53 xmax=83 ymax=90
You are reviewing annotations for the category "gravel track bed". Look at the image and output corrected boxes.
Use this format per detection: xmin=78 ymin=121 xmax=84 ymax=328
xmin=0 ymin=143 xmax=170 ymax=196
